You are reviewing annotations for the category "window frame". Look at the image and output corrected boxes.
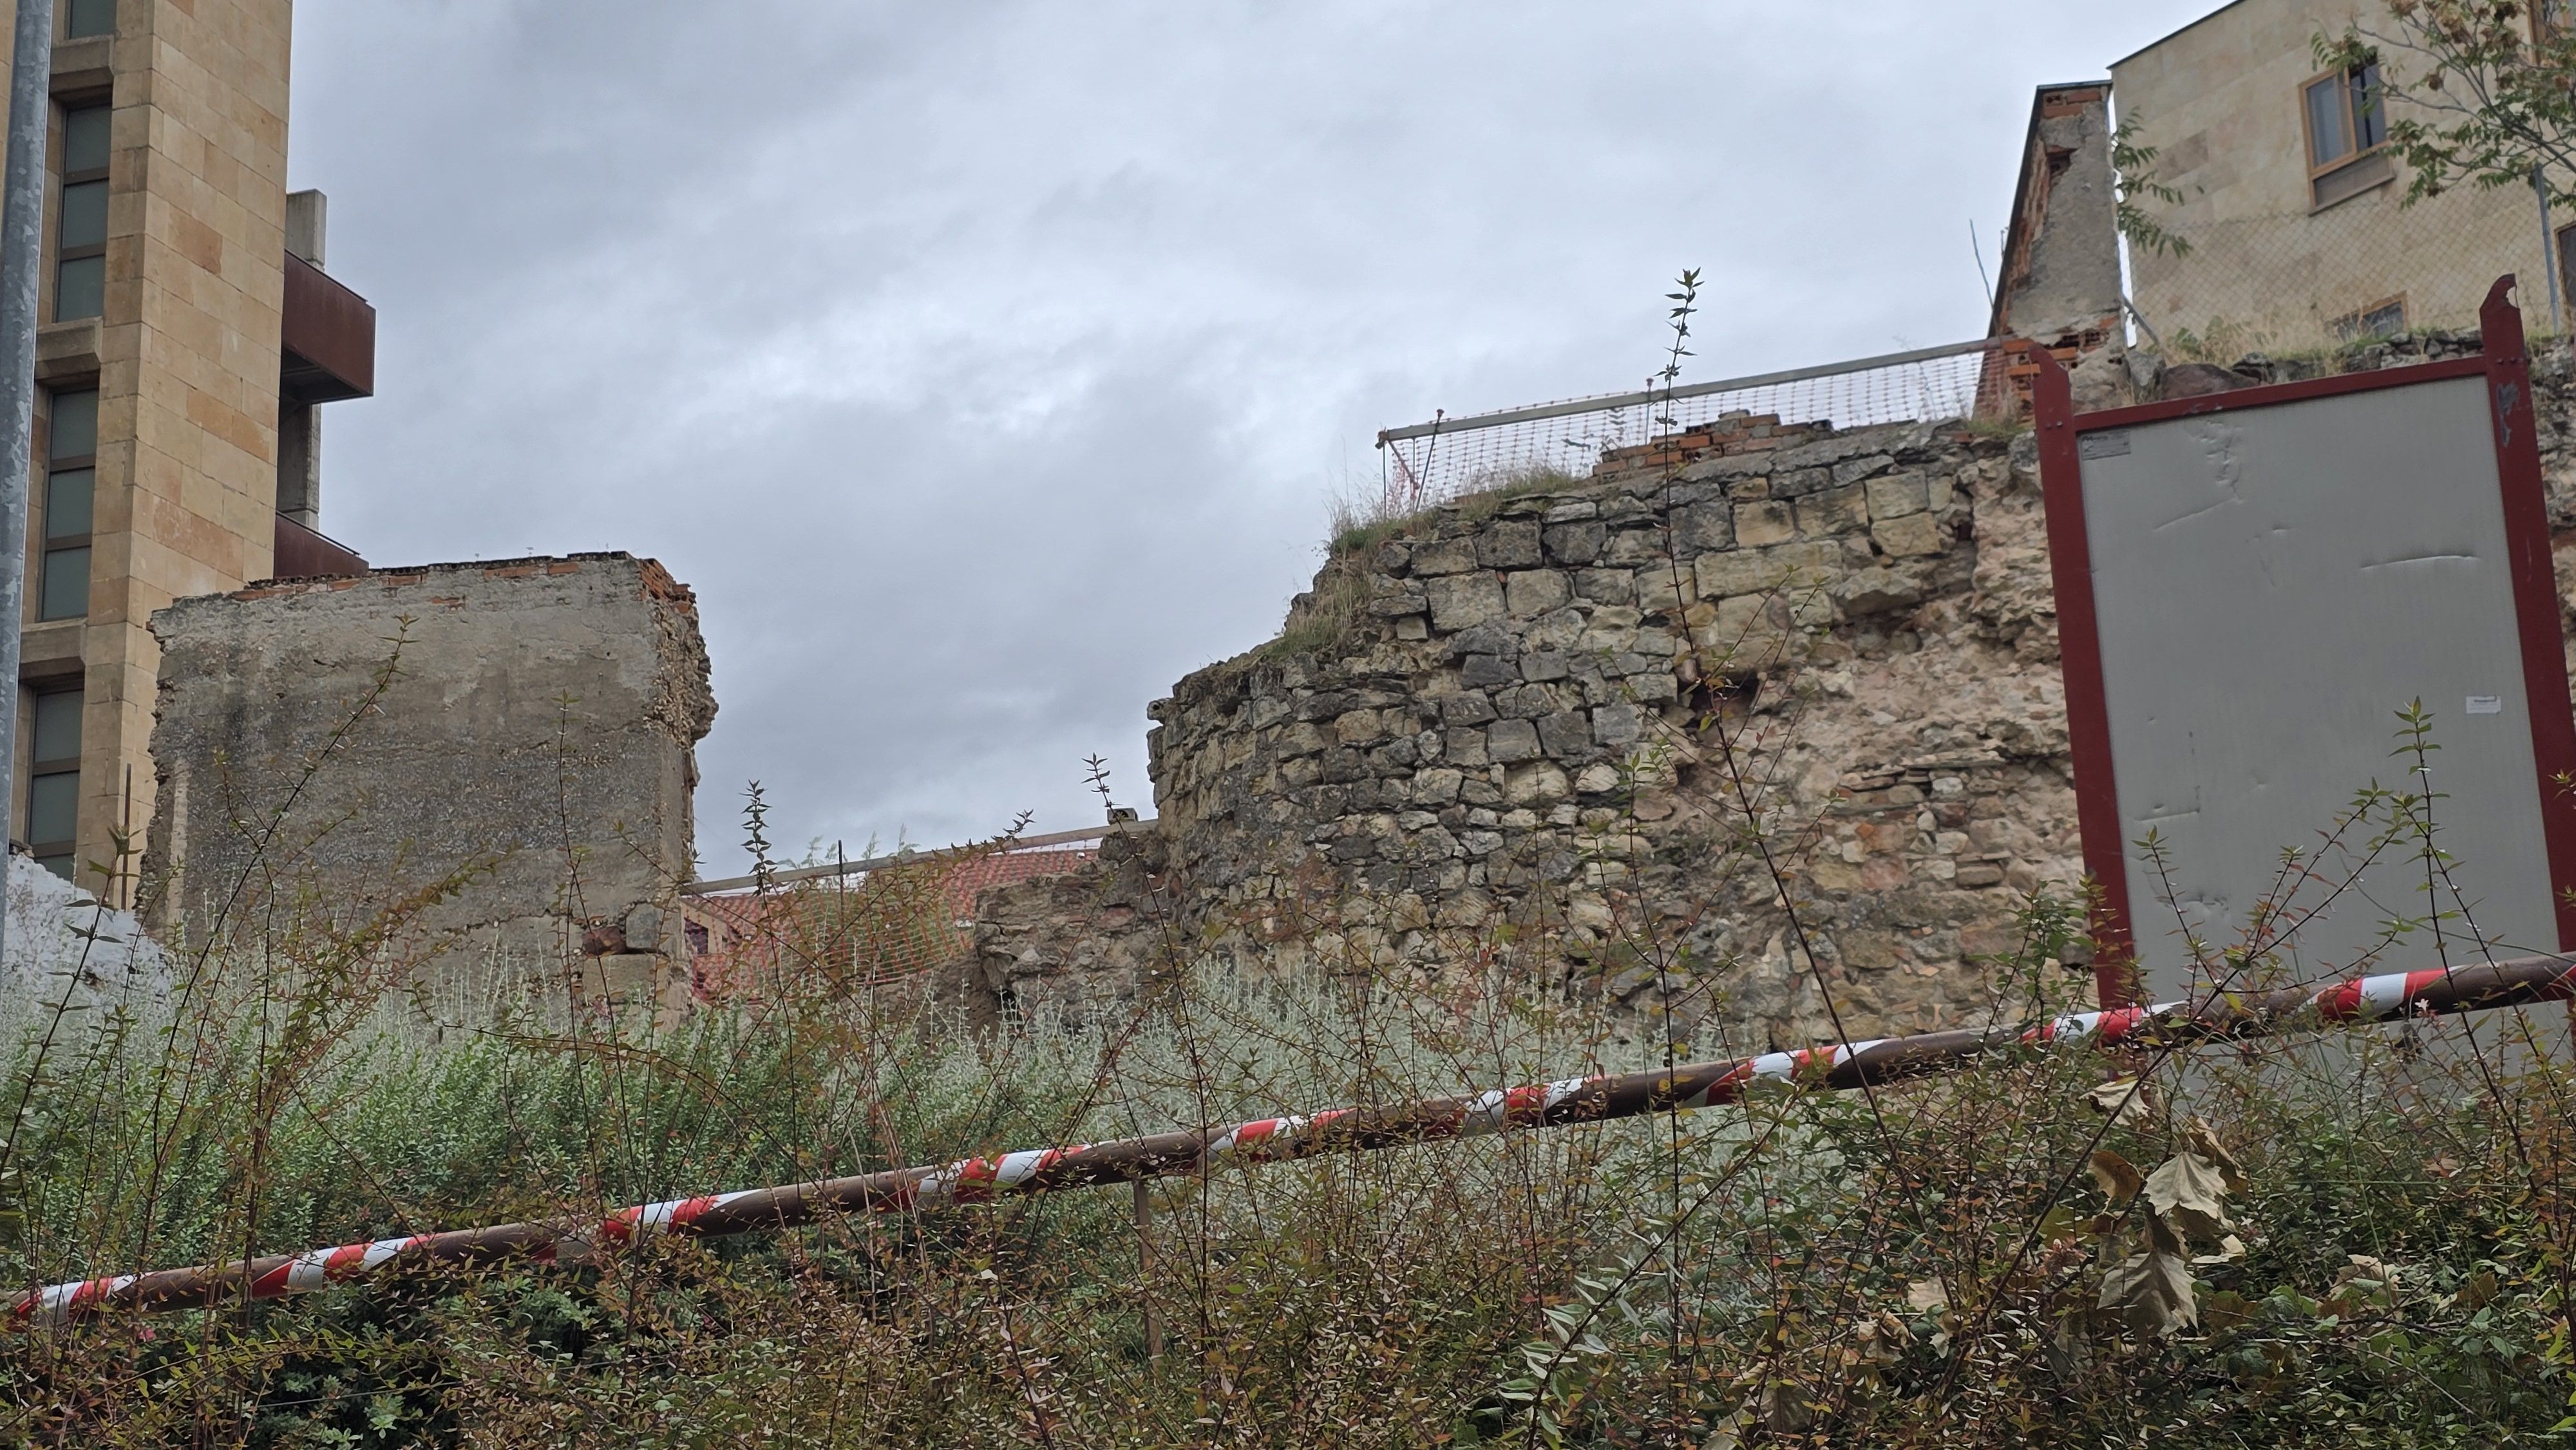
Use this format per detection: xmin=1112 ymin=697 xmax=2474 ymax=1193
xmin=38 ymin=389 xmax=96 ymax=623
xmin=51 ymin=104 xmax=108 ymax=324
xmin=24 ymin=686 xmax=81 ymax=880
xmin=2331 ymin=293 xmax=2409 ymax=343
xmin=2300 ymin=61 xmax=2387 ymax=180
xmin=62 ymin=0 xmax=114 ymax=39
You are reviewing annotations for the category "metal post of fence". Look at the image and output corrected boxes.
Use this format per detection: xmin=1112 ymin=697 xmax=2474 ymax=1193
xmin=0 ymin=0 xmax=55 ymax=960
xmin=1134 ymin=1177 xmax=1161 ymax=1364
xmin=2535 ymin=165 xmax=2563 ymax=334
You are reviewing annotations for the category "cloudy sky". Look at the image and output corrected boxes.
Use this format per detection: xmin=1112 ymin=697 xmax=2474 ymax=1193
xmin=285 ymin=2 xmax=2215 ymax=878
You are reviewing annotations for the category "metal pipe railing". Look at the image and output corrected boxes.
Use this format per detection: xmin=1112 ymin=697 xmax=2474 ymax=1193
xmin=12 ymin=954 xmax=2571 ymax=1328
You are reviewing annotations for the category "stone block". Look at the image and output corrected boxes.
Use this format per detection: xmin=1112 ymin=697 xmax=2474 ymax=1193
xmin=1414 ymin=767 xmax=1464 ymax=805
xmin=1829 ymin=565 xmax=1926 ymax=619
xmin=1544 ymin=520 xmax=1605 ymax=564
xmin=1593 ymin=701 xmax=1643 ymax=749
xmin=1459 ymin=653 xmax=1518 ymax=688
xmin=1445 ymin=726 xmax=1491 ymax=767
xmin=1506 ymin=569 xmax=1571 ymax=617
xmin=1673 ymin=502 xmax=1733 ymax=553
xmin=1365 ymin=581 xmax=1428 ymax=617
xmin=1477 ymin=521 xmax=1543 ymax=569
xmin=1537 ymin=710 xmax=1593 ymax=759
xmin=1521 ymin=650 xmax=1570 ymax=682
xmin=1495 ymin=684 xmax=1554 ymax=719
xmin=1732 ymin=500 xmax=1794 ymax=546
xmin=1277 ymin=721 xmax=1327 ymax=758
xmin=1566 ymin=603 xmax=1649 ymax=652
xmin=1831 ymin=453 xmax=1895 ymax=487
xmin=1446 ymin=621 xmax=1520 ymax=659
xmin=1602 ymin=527 xmax=1669 ymax=566
xmin=1865 ymin=472 xmax=1928 ymax=520
xmin=1441 ymin=691 xmax=1499 ymax=725
xmin=1573 ymin=763 xmax=1623 ymax=795
xmin=1574 ymin=568 xmax=1636 ymax=604
xmin=1410 ymin=538 xmax=1477 ymax=576
xmin=1426 ymin=572 xmax=1506 ymax=630
xmin=1488 ymin=718 xmax=1542 ymax=763
xmin=1772 ymin=466 xmax=1833 ymax=498
xmin=1544 ymin=500 xmax=1599 ymax=522
xmin=1636 ymin=565 xmax=1687 ymax=614
xmin=1795 ymin=483 xmax=1869 ymax=536
xmin=1872 ymin=513 xmax=1947 ymax=558
xmin=1504 ymin=762 xmax=1572 ymax=807
xmin=1334 ymin=710 xmax=1385 ymax=746
xmin=1695 ymin=541 xmax=1841 ymax=601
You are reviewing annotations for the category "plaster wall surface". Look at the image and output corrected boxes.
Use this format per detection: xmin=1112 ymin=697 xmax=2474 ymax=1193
xmin=139 ymin=553 xmax=714 ymax=1008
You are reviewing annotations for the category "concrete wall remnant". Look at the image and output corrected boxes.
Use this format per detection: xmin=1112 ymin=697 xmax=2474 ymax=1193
xmin=139 ymin=552 xmax=714 ymax=1009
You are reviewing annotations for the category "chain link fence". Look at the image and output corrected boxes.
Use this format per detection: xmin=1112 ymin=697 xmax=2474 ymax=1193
xmin=2128 ymin=182 xmax=2562 ymax=361
xmin=1375 ymin=339 xmax=2020 ymax=513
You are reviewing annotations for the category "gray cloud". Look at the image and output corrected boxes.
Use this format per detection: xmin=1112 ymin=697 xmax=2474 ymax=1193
xmin=286 ymin=1 xmax=2216 ymax=874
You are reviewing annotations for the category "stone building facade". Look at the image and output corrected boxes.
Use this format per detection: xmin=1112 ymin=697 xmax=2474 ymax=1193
xmin=5 ymin=0 xmax=377 ymax=895
xmin=140 ymin=553 xmax=712 ymax=1011
xmin=2114 ymin=0 xmax=2557 ymax=350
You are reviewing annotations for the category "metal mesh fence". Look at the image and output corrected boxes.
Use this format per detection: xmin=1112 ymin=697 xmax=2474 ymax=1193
xmin=2127 ymin=181 xmax=2559 ymax=361
xmin=1376 ymin=339 xmax=2019 ymax=512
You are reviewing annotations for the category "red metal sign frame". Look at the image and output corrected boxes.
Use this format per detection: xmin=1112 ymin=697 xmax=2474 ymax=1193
xmin=2031 ymin=277 xmax=2576 ymax=1007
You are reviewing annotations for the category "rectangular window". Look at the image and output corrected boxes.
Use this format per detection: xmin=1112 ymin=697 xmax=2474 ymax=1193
xmin=2331 ymin=295 xmax=2408 ymax=342
xmin=40 ymin=389 xmax=95 ymax=621
xmin=64 ymin=0 xmax=114 ymax=39
xmin=2302 ymin=61 xmax=2392 ymax=209
xmin=53 ymin=106 xmax=108 ymax=322
xmin=26 ymin=688 xmax=80 ymax=881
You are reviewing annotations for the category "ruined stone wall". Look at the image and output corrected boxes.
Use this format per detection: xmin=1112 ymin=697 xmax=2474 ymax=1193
xmin=969 ymin=409 xmax=2081 ymax=1048
xmin=968 ymin=335 xmax=2576 ymax=1048
xmin=140 ymin=553 xmax=715 ymax=1010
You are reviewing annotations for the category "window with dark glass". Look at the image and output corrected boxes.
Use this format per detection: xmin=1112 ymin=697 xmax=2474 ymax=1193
xmin=64 ymin=0 xmax=114 ymax=39
xmin=41 ymin=389 xmax=94 ymax=621
xmin=54 ymin=106 xmax=107 ymax=322
xmin=2301 ymin=61 xmax=2390 ymax=208
xmin=26 ymin=688 xmax=81 ymax=881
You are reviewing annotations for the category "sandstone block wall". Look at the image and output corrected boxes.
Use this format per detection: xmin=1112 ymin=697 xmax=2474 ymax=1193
xmin=140 ymin=553 xmax=715 ymax=1005
xmin=969 ymin=334 xmax=2576 ymax=1050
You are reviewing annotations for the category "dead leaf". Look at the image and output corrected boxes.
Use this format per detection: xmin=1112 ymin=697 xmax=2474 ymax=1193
xmin=2191 ymin=1234 xmax=2247 ymax=1267
xmin=2145 ymin=1151 xmax=2235 ymax=1241
xmin=2088 ymin=1149 xmax=2144 ymax=1205
xmin=2200 ymin=1288 xmax=2254 ymax=1333
xmin=2334 ymin=1254 xmax=2395 ymax=1290
xmin=2098 ymin=1223 xmax=2197 ymax=1339
xmin=1905 ymin=1279 xmax=1948 ymax=1312
xmin=2183 ymin=1116 xmax=2248 ymax=1196
xmin=2087 ymin=1076 xmax=2156 ymax=1126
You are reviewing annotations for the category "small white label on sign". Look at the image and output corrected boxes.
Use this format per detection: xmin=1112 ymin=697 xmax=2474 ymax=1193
xmin=2467 ymin=695 xmax=2504 ymax=715
xmin=2079 ymin=430 xmax=2132 ymax=460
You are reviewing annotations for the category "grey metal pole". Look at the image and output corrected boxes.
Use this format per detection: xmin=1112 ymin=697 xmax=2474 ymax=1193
xmin=2537 ymin=164 xmax=2564 ymax=333
xmin=0 ymin=0 xmax=55 ymax=964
